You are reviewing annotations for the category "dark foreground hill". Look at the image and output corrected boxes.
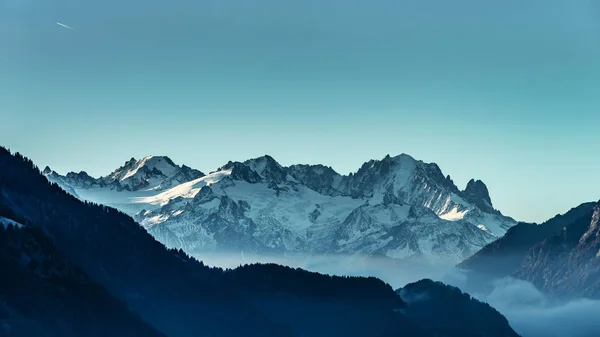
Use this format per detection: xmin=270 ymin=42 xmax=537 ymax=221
xmin=0 ymin=223 xmax=165 ymax=337
xmin=398 ymin=279 xmax=520 ymax=337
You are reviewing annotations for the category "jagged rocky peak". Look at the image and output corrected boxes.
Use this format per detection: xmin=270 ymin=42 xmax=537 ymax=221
xmin=289 ymin=163 xmax=338 ymax=176
xmin=343 ymin=153 xmax=465 ymax=202
xmin=66 ymin=171 xmax=95 ymax=181
xmin=124 ymin=157 xmax=137 ymax=166
xmin=243 ymin=155 xmax=288 ymax=184
xmin=109 ymin=155 xmax=206 ymax=189
xmin=98 ymin=155 xmax=182 ymax=191
xmin=42 ymin=166 xmax=52 ymax=175
xmin=355 ymin=153 xmax=416 ymax=176
xmin=192 ymin=185 xmax=218 ymax=204
xmin=288 ymin=163 xmax=343 ymax=196
xmin=416 ymin=161 xmax=461 ymax=194
xmin=219 ymin=161 xmax=262 ymax=183
xmin=106 ymin=155 xmax=178 ymax=181
xmin=180 ymin=164 xmax=204 ymax=176
xmin=366 ymin=153 xmax=423 ymax=178
xmin=46 ymin=155 xmax=205 ymax=192
xmin=165 ymin=164 xmax=205 ymax=187
xmin=461 ymin=179 xmax=494 ymax=213
xmin=342 ymin=154 xmax=418 ymax=198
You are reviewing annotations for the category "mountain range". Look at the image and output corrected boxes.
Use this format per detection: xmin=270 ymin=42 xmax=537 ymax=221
xmin=0 ymin=146 xmax=520 ymax=337
xmin=44 ymin=153 xmax=516 ymax=262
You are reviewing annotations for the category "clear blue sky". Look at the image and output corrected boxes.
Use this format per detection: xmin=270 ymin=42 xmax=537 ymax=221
xmin=1 ymin=0 xmax=599 ymax=223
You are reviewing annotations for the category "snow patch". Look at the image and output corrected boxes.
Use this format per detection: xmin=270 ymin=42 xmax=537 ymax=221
xmin=439 ymin=206 xmax=469 ymax=221
xmin=0 ymin=216 xmax=23 ymax=228
xmin=135 ymin=169 xmax=232 ymax=207
xmin=122 ymin=156 xmax=178 ymax=180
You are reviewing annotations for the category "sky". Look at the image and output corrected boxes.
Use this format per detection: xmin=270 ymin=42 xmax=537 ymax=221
xmin=1 ymin=0 xmax=599 ymax=223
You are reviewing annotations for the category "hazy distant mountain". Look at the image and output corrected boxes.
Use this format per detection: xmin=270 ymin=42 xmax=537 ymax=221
xmin=0 ymin=147 xmax=520 ymax=337
xmin=45 ymin=153 xmax=516 ymax=262
xmin=515 ymin=201 xmax=600 ymax=298
xmin=459 ymin=201 xmax=600 ymax=298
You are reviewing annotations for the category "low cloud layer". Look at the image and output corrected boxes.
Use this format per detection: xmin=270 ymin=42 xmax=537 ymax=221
xmin=195 ymin=252 xmax=600 ymax=337
xmin=472 ymin=278 xmax=600 ymax=337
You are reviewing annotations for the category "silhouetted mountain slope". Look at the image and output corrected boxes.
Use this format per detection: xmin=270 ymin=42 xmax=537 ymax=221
xmin=0 ymin=223 xmax=165 ymax=337
xmin=459 ymin=202 xmax=596 ymax=279
xmin=459 ymin=201 xmax=600 ymax=298
xmin=223 ymin=264 xmax=429 ymax=337
xmin=0 ymin=147 xmax=521 ymax=337
xmin=227 ymin=263 xmax=405 ymax=308
xmin=397 ymin=279 xmax=520 ymax=337
xmin=515 ymin=201 xmax=600 ymax=298
xmin=0 ymin=148 xmax=292 ymax=337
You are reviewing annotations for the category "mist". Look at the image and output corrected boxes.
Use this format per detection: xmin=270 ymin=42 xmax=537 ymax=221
xmin=195 ymin=252 xmax=600 ymax=337
xmin=470 ymin=278 xmax=600 ymax=337
xmin=193 ymin=251 xmax=457 ymax=287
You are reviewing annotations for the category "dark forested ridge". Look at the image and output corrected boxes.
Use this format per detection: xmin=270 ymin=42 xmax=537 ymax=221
xmin=222 ymin=264 xmax=420 ymax=337
xmin=0 ymin=148 xmax=292 ymax=337
xmin=0 ymin=224 xmax=165 ymax=337
xmin=225 ymin=263 xmax=405 ymax=309
xmin=0 ymin=147 xmax=519 ymax=337
xmin=398 ymin=279 xmax=520 ymax=337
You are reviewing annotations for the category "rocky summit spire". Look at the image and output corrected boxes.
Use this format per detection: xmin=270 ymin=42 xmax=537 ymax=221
xmin=462 ymin=179 xmax=494 ymax=213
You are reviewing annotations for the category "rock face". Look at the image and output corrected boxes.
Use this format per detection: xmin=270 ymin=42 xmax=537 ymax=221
xmin=515 ymin=202 xmax=600 ymax=297
xmin=459 ymin=201 xmax=600 ymax=298
xmin=462 ymin=179 xmax=496 ymax=214
xmin=45 ymin=153 xmax=517 ymax=263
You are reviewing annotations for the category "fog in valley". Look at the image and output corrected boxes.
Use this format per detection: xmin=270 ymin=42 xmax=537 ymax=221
xmin=197 ymin=252 xmax=600 ymax=337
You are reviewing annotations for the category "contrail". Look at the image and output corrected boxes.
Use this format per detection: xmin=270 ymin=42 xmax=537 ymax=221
xmin=56 ymin=22 xmax=76 ymax=31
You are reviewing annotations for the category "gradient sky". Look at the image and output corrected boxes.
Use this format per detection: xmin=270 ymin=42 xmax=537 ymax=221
xmin=1 ymin=0 xmax=599 ymax=223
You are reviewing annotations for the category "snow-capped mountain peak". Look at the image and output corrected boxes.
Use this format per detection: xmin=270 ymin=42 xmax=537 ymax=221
xmin=218 ymin=161 xmax=262 ymax=183
xmin=244 ymin=155 xmax=289 ymax=184
xmin=343 ymin=153 xmax=420 ymax=199
xmin=44 ymin=155 xmax=205 ymax=193
xmin=103 ymin=155 xmax=179 ymax=187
